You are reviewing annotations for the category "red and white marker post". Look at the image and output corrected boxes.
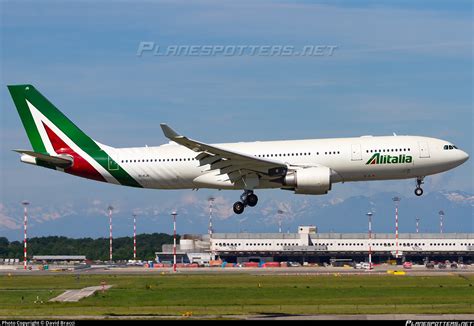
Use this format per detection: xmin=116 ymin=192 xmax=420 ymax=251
xmin=171 ymin=211 xmax=178 ymax=272
xmin=108 ymin=206 xmax=113 ymax=262
xmin=22 ymin=201 xmax=29 ymax=270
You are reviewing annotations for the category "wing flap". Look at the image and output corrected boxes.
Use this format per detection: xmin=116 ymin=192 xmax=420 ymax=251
xmin=199 ymin=155 xmax=222 ymax=166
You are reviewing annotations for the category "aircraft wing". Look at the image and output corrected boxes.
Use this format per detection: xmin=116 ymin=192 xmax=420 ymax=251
xmin=160 ymin=124 xmax=287 ymax=183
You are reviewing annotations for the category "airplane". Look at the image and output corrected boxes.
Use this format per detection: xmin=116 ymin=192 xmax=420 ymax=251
xmin=8 ymin=84 xmax=469 ymax=214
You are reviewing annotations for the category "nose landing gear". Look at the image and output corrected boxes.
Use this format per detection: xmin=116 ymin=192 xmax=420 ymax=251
xmin=415 ymin=177 xmax=424 ymax=196
xmin=233 ymin=190 xmax=259 ymax=214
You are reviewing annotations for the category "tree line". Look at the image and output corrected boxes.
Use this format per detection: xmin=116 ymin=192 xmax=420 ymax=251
xmin=0 ymin=233 xmax=177 ymax=261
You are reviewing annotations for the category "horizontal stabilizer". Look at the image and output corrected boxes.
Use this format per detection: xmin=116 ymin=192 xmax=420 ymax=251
xmin=14 ymin=150 xmax=73 ymax=168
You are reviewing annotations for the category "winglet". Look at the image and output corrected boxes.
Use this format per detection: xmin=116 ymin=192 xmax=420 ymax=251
xmin=160 ymin=123 xmax=181 ymax=140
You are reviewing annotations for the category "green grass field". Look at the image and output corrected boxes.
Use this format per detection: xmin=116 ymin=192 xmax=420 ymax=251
xmin=0 ymin=273 xmax=473 ymax=317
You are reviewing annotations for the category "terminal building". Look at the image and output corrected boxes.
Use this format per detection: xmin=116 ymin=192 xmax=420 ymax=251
xmin=156 ymin=226 xmax=474 ymax=265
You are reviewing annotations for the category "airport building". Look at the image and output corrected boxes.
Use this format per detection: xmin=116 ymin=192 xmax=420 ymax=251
xmin=155 ymin=226 xmax=474 ymax=265
xmin=32 ymin=255 xmax=87 ymax=263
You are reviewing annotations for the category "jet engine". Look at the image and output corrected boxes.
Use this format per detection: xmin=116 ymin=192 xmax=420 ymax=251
xmin=282 ymin=166 xmax=332 ymax=195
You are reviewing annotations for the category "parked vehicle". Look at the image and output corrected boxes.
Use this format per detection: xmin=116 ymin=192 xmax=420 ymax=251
xmin=361 ymin=262 xmax=371 ymax=269
xmin=425 ymin=262 xmax=435 ymax=269
xmin=403 ymin=262 xmax=413 ymax=269
xmin=438 ymin=263 xmax=447 ymax=269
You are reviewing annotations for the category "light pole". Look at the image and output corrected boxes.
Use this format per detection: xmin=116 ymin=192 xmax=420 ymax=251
xmin=439 ymin=210 xmax=444 ymax=234
xmin=392 ymin=197 xmax=401 ymax=258
xmin=416 ymin=217 xmax=420 ymax=234
xmin=171 ymin=211 xmax=178 ymax=273
xmin=108 ymin=206 xmax=113 ymax=262
xmin=277 ymin=210 xmax=284 ymax=233
xmin=22 ymin=201 xmax=30 ymax=270
xmin=208 ymin=197 xmax=215 ymax=261
xmin=367 ymin=212 xmax=373 ymax=269
xmin=133 ymin=213 xmax=137 ymax=261
xmin=208 ymin=197 xmax=215 ymax=236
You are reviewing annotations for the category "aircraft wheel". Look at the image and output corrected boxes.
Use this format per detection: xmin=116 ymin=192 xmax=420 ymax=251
xmin=415 ymin=187 xmax=423 ymax=196
xmin=247 ymin=194 xmax=258 ymax=207
xmin=233 ymin=201 xmax=245 ymax=214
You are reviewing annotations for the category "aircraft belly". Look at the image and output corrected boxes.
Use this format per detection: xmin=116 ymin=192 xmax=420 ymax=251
xmin=337 ymin=163 xmax=414 ymax=182
xmin=130 ymin=165 xmax=191 ymax=189
xmin=154 ymin=166 xmax=196 ymax=189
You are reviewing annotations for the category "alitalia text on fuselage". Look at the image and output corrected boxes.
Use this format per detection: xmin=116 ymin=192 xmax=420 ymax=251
xmin=366 ymin=153 xmax=412 ymax=165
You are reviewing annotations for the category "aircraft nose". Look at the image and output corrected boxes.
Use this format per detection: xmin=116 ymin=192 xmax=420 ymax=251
xmin=459 ymin=150 xmax=469 ymax=163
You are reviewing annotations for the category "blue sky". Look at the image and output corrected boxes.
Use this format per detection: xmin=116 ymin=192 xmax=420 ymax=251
xmin=0 ymin=0 xmax=472 ymax=237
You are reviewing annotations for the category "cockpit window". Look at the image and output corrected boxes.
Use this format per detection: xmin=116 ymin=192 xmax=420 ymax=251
xmin=444 ymin=144 xmax=458 ymax=150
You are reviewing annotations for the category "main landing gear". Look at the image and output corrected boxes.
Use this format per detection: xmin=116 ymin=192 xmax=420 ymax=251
xmin=233 ymin=190 xmax=258 ymax=215
xmin=415 ymin=177 xmax=424 ymax=196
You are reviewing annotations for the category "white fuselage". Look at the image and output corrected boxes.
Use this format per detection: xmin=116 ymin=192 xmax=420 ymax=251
xmin=108 ymin=135 xmax=468 ymax=191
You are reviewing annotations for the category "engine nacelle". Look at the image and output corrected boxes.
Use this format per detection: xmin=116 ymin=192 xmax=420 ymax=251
xmin=283 ymin=166 xmax=331 ymax=195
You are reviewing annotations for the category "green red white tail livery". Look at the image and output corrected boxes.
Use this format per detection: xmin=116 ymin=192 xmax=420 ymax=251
xmin=8 ymin=84 xmax=469 ymax=215
xmin=8 ymin=85 xmax=140 ymax=187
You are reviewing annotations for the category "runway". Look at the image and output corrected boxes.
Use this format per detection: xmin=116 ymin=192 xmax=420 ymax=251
xmin=1 ymin=265 xmax=473 ymax=276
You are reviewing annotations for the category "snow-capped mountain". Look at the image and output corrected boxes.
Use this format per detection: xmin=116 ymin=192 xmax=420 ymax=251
xmin=1 ymin=190 xmax=472 ymax=241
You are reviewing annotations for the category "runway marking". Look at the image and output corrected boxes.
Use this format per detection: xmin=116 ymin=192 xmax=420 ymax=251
xmin=49 ymin=285 xmax=112 ymax=302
